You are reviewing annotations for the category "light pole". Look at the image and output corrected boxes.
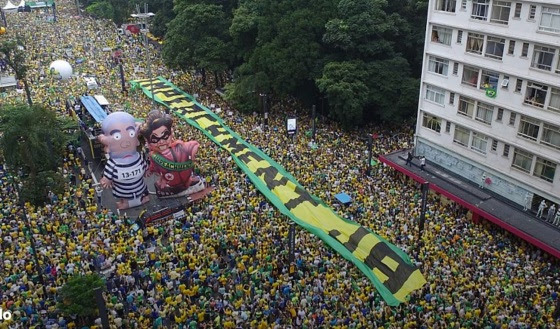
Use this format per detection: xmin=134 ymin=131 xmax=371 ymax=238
xmin=311 ymin=104 xmax=316 ymax=141
xmin=260 ymin=93 xmax=268 ymax=130
xmin=366 ymin=134 xmax=373 ymax=175
xmin=132 ymin=5 xmax=156 ymax=110
xmin=8 ymin=174 xmax=48 ymax=299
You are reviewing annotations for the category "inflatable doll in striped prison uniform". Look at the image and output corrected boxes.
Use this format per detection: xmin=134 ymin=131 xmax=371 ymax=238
xmin=98 ymin=112 xmax=150 ymax=209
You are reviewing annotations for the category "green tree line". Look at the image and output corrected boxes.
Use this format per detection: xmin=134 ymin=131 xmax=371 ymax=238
xmin=86 ymin=0 xmax=428 ymax=127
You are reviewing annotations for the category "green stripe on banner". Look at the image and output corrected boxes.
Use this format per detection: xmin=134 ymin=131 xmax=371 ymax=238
xmin=130 ymin=77 xmax=426 ymax=306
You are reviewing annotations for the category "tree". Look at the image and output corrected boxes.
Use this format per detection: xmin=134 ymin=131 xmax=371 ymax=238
xmin=316 ymin=61 xmax=369 ymax=128
xmin=58 ymin=274 xmax=105 ymax=323
xmin=85 ymin=1 xmax=115 ymax=20
xmin=163 ymin=2 xmax=232 ymax=84
xmin=0 ymin=39 xmax=33 ymax=106
xmin=0 ymin=103 xmax=74 ymax=205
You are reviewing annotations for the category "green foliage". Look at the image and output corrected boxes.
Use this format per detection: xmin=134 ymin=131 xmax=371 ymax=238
xmin=161 ymin=0 xmax=427 ymax=126
xmin=0 ymin=39 xmax=33 ymax=105
xmin=85 ymin=1 xmax=115 ymax=21
xmin=0 ymin=103 xmax=71 ymax=177
xmin=316 ymin=61 xmax=369 ymax=128
xmin=58 ymin=274 xmax=105 ymax=318
xmin=20 ymin=171 xmax=65 ymax=206
xmin=163 ymin=2 xmax=231 ymax=73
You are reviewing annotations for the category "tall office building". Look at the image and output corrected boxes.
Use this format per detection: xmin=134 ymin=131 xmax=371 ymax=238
xmin=415 ymin=0 xmax=560 ymax=209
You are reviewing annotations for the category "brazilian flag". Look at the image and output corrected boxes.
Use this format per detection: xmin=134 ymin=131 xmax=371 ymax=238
xmin=131 ymin=77 xmax=426 ymax=306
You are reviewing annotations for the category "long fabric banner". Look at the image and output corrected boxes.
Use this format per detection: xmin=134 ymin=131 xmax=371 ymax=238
xmin=131 ymin=77 xmax=426 ymax=306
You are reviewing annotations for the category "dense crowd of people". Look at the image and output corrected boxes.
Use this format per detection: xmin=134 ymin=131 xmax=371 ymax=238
xmin=1 ymin=1 xmax=560 ymax=328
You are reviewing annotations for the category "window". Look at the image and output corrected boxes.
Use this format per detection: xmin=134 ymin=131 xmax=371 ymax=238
xmin=509 ymin=112 xmax=517 ymax=125
xmin=508 ymin=40 xmax=515 ymax=55
xmin=518 ymin=116 xmax=540 ymax=140
xmin=491 ymin=1 xmax=511 ymax=24
xmin=491 ymin=139 xmax=498 ymax=151
xmin=524 ymin=82 xmax=548 ymax=108
xmin=428 ymin=56 xmax=449 ymax=75
xmin=542 ymin=123 xmax=560 ymax=149
xmin=502 ymin=76 xmax=509 ymax=89
xmin=515 ymin=79 xmax=523 ymax=92
xmin=458 ymin=96 xmax=475 ymax=117
xmin=436 ymin=0 xmax=456 ymax=12
xmin=425 ymin=84 xmax=446 ymax=105
xmin=534 ymin=157 xmax=556 ymax=182
xmin=472 ymin=0 xmax=490 ymax=20
xmin=480 ymin=70 xmax=499 ymax=90
xmin=461 ymin=0 xmax=467 ymax=10
xmin=503 ymin=144 xmax=510 ymax=156
xmin=422 ymin=113 xmax=442 ymax=132
xmin=529 ymin=5 xmax=536 ymax=20
xmin=485 ymin=37 xmax=505 ymax=59
xmin=471 ymin=132 xmax=488 ymax=154
xmin=466 ymin=33 xmax=484 ymax=54
xmin=539 ymin=7 xmax=560 ymax=33
xmin=548 ymin=88 xmax=560 ymax=113
xmin=521 ymin=42 xmax=529 ymax=57
xmin=497 ymin=108 xmax=504 ymax=121
xmin=445 ymin=121 xmax=451 ymax=133
xmin=453 ymin=125 xmax=470 ymax=146
xmin=512 ymin=148 xmax=533 ymax=173
xmin=457 ymin=30 xmax=463 ymax=43
xmin=449 ymin=92 xmax=455 ymax=104
xmin=476 ymin=102 xmax=494 ymax=124
xmin=531 ymin=45 xmax=555 ymax=71
xmin=452 ymin=62 xmax=459 ymax=75
xmin=462 ymin=65 xmax=479 ymax=87
xmin=514 ymin=3 xmax=522 ymax=18
xmin=432 ymin=26 xmax=452 ymax=45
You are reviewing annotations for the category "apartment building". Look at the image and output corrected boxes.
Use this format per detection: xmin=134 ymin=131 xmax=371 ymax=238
xmin=415 ymin=0 xmax=560 ymax=208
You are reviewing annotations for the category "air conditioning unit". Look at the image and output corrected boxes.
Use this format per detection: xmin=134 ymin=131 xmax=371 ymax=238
xmin=501 ymin=79 xmax=509 ymax=88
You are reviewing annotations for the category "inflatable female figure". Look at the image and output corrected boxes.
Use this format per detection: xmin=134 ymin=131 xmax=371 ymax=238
xmin=98 ymin=112 xmax=149 ymax=209
xmin=140 ymin=110 xmax=205 ymax=198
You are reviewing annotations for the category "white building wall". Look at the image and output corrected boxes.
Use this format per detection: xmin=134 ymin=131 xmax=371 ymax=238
xmin=416 ymin=0 xmax=560 ymax=207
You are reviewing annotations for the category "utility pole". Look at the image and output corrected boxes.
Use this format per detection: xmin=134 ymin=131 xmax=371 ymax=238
xmin=418 ymin=182 xmax=429 ymax=235
xmin=132 ymin=4 xmax=155 ymax=110
xmin=260 ymin=93 xmax=268 ymax=130
xmin=366 ymin=134 xmax=373 ymax=175
xmin=311 ymin=105 xmax=316 ymax=141
xmin=288 ymin=222 xmax=295 ymax=263
xmin=9 ymin=175 xmax=48 ymax=299
xmin=94 ymin=287 xmax=110 ymax=329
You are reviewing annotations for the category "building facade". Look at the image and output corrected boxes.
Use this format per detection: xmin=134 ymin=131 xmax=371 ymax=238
xmin=415 ymin=0 xmax=560 ymax=209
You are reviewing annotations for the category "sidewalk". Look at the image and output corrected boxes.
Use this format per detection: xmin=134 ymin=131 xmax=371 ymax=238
xmin=380 ymin=149 xmax=560 ymax=258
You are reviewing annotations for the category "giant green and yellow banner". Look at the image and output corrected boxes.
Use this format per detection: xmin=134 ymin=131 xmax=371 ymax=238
xmin=131 ymin=77 xmax=426 ymax=306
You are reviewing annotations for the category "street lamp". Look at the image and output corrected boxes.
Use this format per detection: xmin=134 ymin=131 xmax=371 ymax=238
xmin=259 ymin=93 xmax=268 ymax=130
xmin=131 ymin=5 xmax=156 ymax=110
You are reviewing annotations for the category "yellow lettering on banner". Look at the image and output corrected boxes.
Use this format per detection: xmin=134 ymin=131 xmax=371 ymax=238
xmin=154 ymin=87 xmax=175 ymax=92
xmin=393 ymin=270 xmax=425 ymax=302
xmin=381 ymin=256 xmax=400 ymax=272
xmin=215 ymin=132 xmax=233 ymax=143
xmin=271 ymin=184 xmax=302 ymax=205
xmin=234 ymin=148 xmax=250 ymax=158
xmin=195 ymin=117 xmax=220 ymax=130
xmin=138 ymin=79 xmax=160 ymax=87
xmin=169 ymin=100 xmax=194 ymax=109
xmin=156 ymin=93 xmax=185 ymax=102
xmin=185 ymin=110 xmax=207 ymax=119
xmin=352 ymin=235 xmax=381 ymax=262
xmin=373 ymin=268 xmax=389 ymax=283
xmin=246 ymin=160 xmax=272 ymax=173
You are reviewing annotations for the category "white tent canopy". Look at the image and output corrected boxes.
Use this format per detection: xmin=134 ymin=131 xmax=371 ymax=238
xmin=17 ymin=0 xmax=24 ymax=6
xmin=2 ymin=1 xmax=18 ymax=11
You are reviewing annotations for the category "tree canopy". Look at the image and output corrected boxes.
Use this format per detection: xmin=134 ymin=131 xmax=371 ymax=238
xmin=58 ymin=274 xmax=105 ymax=320
xmin=0 ymin=103 xmax=75 ymax=205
